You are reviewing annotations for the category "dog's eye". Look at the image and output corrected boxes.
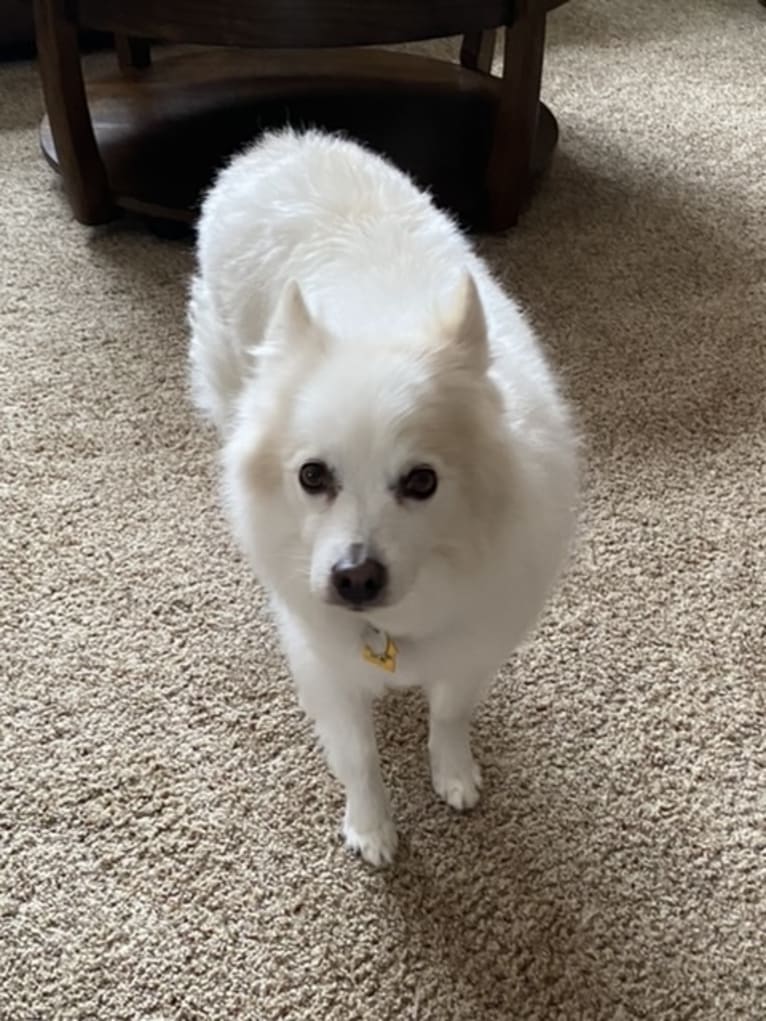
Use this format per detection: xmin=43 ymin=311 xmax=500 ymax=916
xmin=299 ymin=460 xmax=333 ymax=494
xmin=400 ymin=465 xmax=438 ymax=501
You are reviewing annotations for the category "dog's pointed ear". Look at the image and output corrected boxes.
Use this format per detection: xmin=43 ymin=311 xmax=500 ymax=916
xmin=441 ymin=272 xmax=489 ymax=373
xmin=265 ymin=279 xmax=325 ymax=356
xmin=273 ymin=279 xmax=314 ymax=337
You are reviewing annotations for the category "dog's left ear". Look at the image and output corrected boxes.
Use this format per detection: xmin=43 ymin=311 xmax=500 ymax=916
xmin=441 ymin=272 xmax=489 ymax=373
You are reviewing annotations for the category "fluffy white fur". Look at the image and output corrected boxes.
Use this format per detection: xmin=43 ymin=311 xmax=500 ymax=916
xmin=189 ymin=130 xmax=577 ymax=866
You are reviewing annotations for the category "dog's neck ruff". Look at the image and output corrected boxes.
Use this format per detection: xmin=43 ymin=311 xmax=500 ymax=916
xmin=361 ymin=624 xmax=398 ymax=673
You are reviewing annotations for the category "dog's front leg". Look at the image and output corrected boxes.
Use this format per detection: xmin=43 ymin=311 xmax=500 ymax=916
xmin=426 ymin=677 xmax=486 ymax=811
xmin=297 ymin=672 xmax=397 ymax=867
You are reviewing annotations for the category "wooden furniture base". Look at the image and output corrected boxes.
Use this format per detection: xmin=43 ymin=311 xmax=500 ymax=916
xmin=40 ymin=46 xmax=558 ymax=232
xmin=35 ymin=1 xmax=571 ymax=232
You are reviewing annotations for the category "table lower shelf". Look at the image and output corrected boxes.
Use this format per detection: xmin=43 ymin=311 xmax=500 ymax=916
xmin=41 ymin=46 xmax=557 ymax=231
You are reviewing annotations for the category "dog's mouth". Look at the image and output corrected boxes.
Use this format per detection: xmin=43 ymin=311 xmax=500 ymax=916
xmin=325 ymin=590 xmax=391 ymax=613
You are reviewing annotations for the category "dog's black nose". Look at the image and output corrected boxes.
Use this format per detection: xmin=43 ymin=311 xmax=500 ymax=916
xmin=331 ymin=557 xmax=388 ymax=606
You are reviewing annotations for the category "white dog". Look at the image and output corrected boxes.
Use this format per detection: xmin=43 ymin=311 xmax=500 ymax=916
xmin=189 ymin=130 xmax=577 ymax=866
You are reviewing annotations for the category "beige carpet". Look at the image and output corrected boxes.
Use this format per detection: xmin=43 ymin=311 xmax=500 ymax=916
xmin=2 ymin=2 xmax=764 ymax=1018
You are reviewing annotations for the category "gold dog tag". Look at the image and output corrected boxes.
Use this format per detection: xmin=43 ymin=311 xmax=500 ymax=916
xmin=362 ymin=627 xmax=398 ymax=673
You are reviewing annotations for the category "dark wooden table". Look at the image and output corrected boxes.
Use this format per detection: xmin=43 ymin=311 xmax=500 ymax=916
xmin=35 ymin=1 xmax=572 ymax=232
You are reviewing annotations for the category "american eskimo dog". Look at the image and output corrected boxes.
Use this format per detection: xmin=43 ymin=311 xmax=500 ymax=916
xmin=189 ymin=130 xmax=577 ymax=865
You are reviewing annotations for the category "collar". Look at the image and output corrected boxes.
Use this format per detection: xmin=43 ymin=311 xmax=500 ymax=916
xmin=362 ymin=624 xmax=398 ymax=673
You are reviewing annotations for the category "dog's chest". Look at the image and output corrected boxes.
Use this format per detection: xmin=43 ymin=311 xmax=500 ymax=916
xmin=359 ymin=626 xmax=418 ymax=690
xmin=357 ymin=626 xmax=478 ymax=692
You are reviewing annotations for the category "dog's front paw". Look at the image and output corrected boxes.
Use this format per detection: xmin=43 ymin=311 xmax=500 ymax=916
xmin=342 ymin=809 xmax=398 ymax=867
xmin=431 ymin=756 xmax=482 ymax=811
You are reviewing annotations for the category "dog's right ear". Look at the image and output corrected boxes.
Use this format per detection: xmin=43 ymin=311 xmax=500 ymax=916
xmin=264 ymin=280 xmax=325 ymax=358
xmin=275 ymin=279 xmax=313 ymax=334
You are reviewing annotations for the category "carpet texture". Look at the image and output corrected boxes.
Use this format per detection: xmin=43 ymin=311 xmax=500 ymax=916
xmin=1 ymin=2 xmax=764 ymax=1018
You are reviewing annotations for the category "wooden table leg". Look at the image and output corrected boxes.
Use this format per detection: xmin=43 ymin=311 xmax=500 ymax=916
xmin=34 ymin=0 xmax=114 ymax=224
xmin=460 ymin=29 xmax=497 ymax=74
xmin=115 ymin=35 xmax=152 ymax=71
xmin=486 ymin=2 xmax=547 ymax=229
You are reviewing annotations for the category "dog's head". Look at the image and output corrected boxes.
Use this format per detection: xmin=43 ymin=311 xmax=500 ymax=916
xmin=224 ymin=274 xmax=514 ymax=622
